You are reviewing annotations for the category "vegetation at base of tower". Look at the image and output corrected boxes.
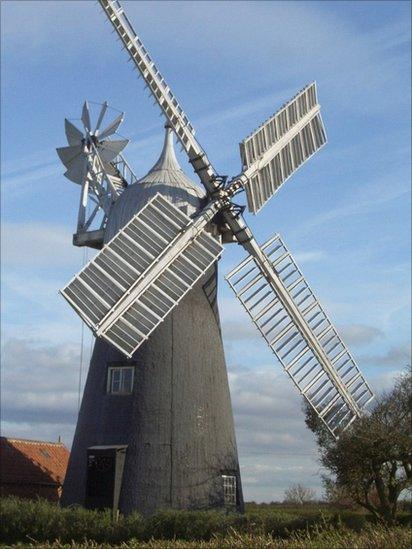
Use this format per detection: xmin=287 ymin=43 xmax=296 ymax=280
xmin=304 ymin=370 xmax=412 ymax=525
xmin=1 ymin=497 xmax=411 ymax=547
xmin=5 ymin=526 xmax=411 ymax=548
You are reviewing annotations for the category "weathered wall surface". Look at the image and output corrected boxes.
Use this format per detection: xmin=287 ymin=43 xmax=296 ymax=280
xmin=62 ymin=133 xmax=243 ymax=515
xmin=62 ymin=268 xmax=243 ymax=515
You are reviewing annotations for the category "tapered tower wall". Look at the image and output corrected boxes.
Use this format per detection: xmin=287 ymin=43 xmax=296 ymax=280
xmin=62 ymin=127 xmax=244 ymax=515
xmin=62 ymin=268 xmax=243 ymax=515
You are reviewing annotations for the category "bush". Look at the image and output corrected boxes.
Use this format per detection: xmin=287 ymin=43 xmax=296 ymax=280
xmin=1 ymin=497 xmax=411 ymax=546
xmin=143 ymin=509 xmax=245 ymax=540
xmin=0 ymin=497 xmax=144 ymax=545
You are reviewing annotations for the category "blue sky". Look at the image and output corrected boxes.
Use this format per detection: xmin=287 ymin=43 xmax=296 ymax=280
xmin=1 ymin=0 xmax=411 ymax=501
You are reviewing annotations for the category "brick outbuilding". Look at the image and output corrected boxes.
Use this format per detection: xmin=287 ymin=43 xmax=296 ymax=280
xmin=0 ymin=437 xmax=70 ymax=502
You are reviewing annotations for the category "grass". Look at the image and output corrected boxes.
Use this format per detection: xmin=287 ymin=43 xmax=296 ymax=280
xmin=0 ymin=497 xmax=411 ymax=548
xmin=4 ymin=526 xmax=411 ymax=548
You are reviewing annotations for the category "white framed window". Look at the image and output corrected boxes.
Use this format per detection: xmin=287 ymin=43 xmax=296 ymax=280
xmin=107 ymin=366 xmax=134 ymax=395
xmin=222 ymin=474 xmax=236 ymax=506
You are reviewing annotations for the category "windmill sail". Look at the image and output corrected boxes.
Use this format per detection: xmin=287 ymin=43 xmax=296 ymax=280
xmin=238 ymin=83 xmax=327 ymax=213
xmin=226 ymin=233 xmax=374 ymax=436
xmin=94 ymin=101 xmax=109 ymax=133
xmin=65 ymin=119 xmax=83 ymax=146
xmin=61 ymin=193 xmax=223 ymax=357
xmin=99 ymin=0 xmax=194 ymax=138
xmin=99 ymin=112 xmax=124 ymax=140
xmin=81 ymin=101 xmax=92 ymax=132
xmin=98 ymin=0 xmax=218 ymax=193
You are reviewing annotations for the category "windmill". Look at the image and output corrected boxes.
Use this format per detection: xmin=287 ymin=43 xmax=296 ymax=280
xmin=57 ymin=0 xmax=374 ymax=516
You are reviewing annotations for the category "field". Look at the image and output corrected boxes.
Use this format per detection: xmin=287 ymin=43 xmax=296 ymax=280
xmin=1 ymin=497 xmax=411 ymax=548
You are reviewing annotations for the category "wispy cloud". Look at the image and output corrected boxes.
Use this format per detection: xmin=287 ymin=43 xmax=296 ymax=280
xmin=294 ymin=250 xmax=325 ymax=264
xmin=222 ymin=321 xmax=259 ymax=343
xmin=1 ymin=221 xmax=81 ymax=267
xmin=338 ymin=324 xmax=384 ymax=347
xmin=2 ymin=162 xmax=60 ymax=188
xmin=1 ymin=338 xmax=80 ymax=429
xmin=1 ymin=1 xmax=110 ymax=64
xmin=299 ymin=174 xmax=409 ymax=234
xmin=193 ymin=89 xmax=292 ymax=132
xmin=362 ymin=343 xmax=411 ymax=368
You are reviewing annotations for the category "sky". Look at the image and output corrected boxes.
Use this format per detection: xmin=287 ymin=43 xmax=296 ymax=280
xmin=1 ymin=0 xmax=411 ymax=502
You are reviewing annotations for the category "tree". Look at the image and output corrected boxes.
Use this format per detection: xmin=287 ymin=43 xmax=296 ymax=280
xmin=283 ymin=483 xmax=316 ymax=505
xmin=305 ymin=371 xmax=412 ymax=524
xmin=322 ymin=476 xmax=357 ymax=508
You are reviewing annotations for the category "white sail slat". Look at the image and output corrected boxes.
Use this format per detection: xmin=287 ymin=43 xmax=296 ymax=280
xmin=226 ymin=233 xmax=374 ymax=436
xmin=61 ymin=193 xmax=223 ymax=357
xmin=238 ymin=83 xmax=327 ymax=213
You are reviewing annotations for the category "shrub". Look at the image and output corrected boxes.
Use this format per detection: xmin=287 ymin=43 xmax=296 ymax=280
xmin=1 ymin=496 xmax=411 ymax=546
xmin=0 ymin=497 xmax=144 ymax=544
xmin=143 ymin=509 xmax=245 ymax=540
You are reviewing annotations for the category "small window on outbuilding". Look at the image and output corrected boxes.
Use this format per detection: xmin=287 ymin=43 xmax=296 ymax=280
xmin=222 ymin=474 xmax=236 ymax=507
xmin=107 ymin=366 xmax=134 ymax=395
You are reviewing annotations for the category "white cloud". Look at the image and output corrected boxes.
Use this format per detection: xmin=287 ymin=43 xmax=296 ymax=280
xmin=301 ymin=174 xmax=409 ymax=234
xmin=1 ymin=220 xmax=87 ymax=346
xmin=194 ymin=89 xmax=291 ymax=132
xmin=368 ymin=368 xmax=405 ymax=394
xmin=1 ymin=149 xmax=57 ymax=177
xmin=3 ymin=1 xmax=410 ymax=119
xmin=1 ymin=221 xmax=82 ymax=268
xmin=1 ymin=421 xmax=75 ymax=448
xmin=1 ymin=1 xmax=108 ymax=63
xmin=1 ymin=339 xmax=82 ymax=439
xmin=1 ymin=161 xmax=61 ymax=191
xmin=228 ymin=365 xmax=327 ymax=499
xmin=294 ymin=250 xmax=325 ymax=264
xmin=363 ymin=343 xmax=411 ymax=368
xmin=222 ymin=321 xmax=259 ymax=342
xmin=338 ymin=324 xmax=384 ymax=347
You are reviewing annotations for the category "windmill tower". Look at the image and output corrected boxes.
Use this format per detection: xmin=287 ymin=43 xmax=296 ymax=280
xmin=57 ymin=0 xmax=374 ymax=516
xmin=60 ymin=121 xmax=242 ymax=514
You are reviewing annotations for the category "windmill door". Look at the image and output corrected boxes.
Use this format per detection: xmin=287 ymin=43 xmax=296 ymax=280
xmin=85 ymin=446 xmax=127 ymax=512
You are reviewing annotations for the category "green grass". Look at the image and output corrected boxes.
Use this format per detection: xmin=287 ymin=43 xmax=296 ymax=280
xmin=3 ymin=526 xmax=411 ymax=548
xmin=1 ymin=497 xmax=410 ymax=547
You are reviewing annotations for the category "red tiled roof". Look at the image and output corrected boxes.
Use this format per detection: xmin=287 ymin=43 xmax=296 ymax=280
xmin=0 ymin=437 xmax=70 ymax=486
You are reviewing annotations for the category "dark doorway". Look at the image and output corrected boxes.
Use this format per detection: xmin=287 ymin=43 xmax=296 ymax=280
xmin=85 ymin=446 xmax=126 ymax=512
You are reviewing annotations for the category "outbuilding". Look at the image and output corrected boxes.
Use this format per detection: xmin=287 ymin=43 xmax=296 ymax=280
xmin=0 ymin=437 xmax=70 ymax=502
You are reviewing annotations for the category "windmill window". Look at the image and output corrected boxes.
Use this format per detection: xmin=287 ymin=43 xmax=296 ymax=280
xmin=222 ymin=475 xmax=236 ymax=506
xmin=107 ymin=366 xmax=134 ymax=395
